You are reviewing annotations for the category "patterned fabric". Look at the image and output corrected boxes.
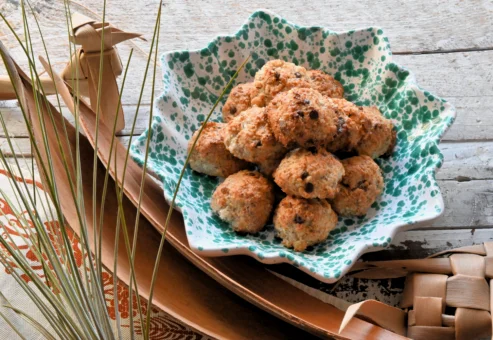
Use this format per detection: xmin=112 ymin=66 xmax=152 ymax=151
xmin=0 ymin=167 xmax=205 ymax=339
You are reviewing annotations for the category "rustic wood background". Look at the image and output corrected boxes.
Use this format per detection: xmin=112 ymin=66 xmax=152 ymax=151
xmin=1 ymin=0 xmax=492 ymax=305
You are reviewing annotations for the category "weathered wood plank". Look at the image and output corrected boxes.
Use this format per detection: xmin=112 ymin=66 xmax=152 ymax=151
xmin=437 ymin=141 xmax=493 ymax=181
xmin=431 ymin=180 xmax=493 ymax=229
xmin=3 ymin=120 xmax=493 ymax=182
xmin=0 ymin=104 xmax=152 ymax=137
xmin=390 ymin=228 xmax=493 ymax=258
xmin=393 ymin=51 xmax=493 ymax=141
xmin=3 ymin=0 xmax=491 ymax=56
xmin=2 ymin=147 xmax=492 ymax=230
xmin=2 ymin=49 xmax=491 ymax=141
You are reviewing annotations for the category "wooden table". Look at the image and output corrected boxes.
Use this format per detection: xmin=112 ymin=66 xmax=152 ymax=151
xmin=1 ymin=0 xmax=492 ymax=307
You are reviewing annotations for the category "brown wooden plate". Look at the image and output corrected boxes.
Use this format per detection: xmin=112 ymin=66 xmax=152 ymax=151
xmin=0 ymin=41 xmax=404 ymax=339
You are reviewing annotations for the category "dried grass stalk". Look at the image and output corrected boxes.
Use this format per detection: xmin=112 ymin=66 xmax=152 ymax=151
xmin=446 ymin=274 xmax=490 ymax=311
xmin=455 ymin=308 xmax=491 ymax=340
xmin=449 ymin=254 xmax=485 ymax=277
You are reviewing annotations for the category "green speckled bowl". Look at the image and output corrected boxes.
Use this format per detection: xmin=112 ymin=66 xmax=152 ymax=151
xmin=130 ymin=9 xmax=455 ymax=283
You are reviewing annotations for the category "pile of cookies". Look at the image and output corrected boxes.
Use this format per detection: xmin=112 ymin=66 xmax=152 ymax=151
xmin=187 ymin=60 xmax=395 ymax=252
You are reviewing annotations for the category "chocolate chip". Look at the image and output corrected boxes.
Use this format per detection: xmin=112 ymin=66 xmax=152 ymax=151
xmin=274 ymin=71 xmax=280 ymax=81
xmin=229 ymin=106 xmax=237 ymax=115
xmin=306 ymin=139 xmax=315 ymax=146
xmin=294 ymin=72 xmax=302 ymax=78
xmin=341 ymin=182 xmax=350 ymax=188
xmin=294 ymin=214 xmax=305 ymax=224
xmin=309 ymin=110 xmax=319 ymax=120
xmin=303 ymin=99 xmax=311 ymax=105
xmin=296 ymin=110 xmax=304 ymax=117
xmin=301 ymin=171 xmax=309 ymax=180
xmin=307 ymin=146 xmax=317 ymax=154
xmin=254 ymin=140 xmax=262 ymax=147
xmin=305 ymin=182 xmax=314 ymax=193
xmin=357 ymin=180 xmax=368 ymax=189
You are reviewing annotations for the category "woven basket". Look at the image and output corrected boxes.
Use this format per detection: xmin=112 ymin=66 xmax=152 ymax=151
xmin=342 ymin=243 xmax=493 ymax=339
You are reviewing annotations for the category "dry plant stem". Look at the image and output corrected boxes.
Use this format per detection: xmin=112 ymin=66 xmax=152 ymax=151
xmin=63 ymin=0 xmax=94 ymax=308
xmin=14 ymin=3 xmax=95 ymax=312
xmin=40 ymin=52 xmax=148 ymax=338
xmin=130 ymin=4 xmax=161 ymax=336
xmin=94 ymin=48 xmax=134 ymax=337
xmin=143 ymin=54 xmax=250 ymax=335
xmin=38 ymin=5 xmax=163 ymax=333
xmin=91 ymin=0 xmax=107 ymax=296
xmin=23 ymin=1 xmax=100 ymax=322
xmin=23 ymin=4 xmax=112 ymax=334
xmin=0 ymin=6 xmax=117 ymax=336
xmin=0 ymin=55 xmax=93 ymax=337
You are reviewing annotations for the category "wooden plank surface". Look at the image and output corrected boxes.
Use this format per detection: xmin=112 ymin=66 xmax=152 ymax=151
xmin=2 ymin=50 xmax=492 ymax=141
xmin=1 ymin=0 xmax=492 ymax=313
xmin=2 ymin=0 xmax=492 ymax=55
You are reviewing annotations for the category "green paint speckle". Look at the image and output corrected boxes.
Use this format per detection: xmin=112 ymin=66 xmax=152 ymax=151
xmin=130 ymin=10 xmax=455 ymax=283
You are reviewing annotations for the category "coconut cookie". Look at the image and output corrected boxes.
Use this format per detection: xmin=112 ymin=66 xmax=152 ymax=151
xmin=332 ymin=155 xmax=384 ymax=216
xmin=355 ymin=106 xmax=396 ymax=158
xmin=273 ymin=147 xmax=344 ymax=199
xmin=267 ymin=87 xmax=339 ymax=148
xmin=324 ymin=98 xmax=368 ymax=152
xmin=222 ymin=83 xmax=260 ymax=122
xmin=253 ymin=59 xmax=310 ymax=104
xmin=273 ymin=196 xmax=338 ymax=252
xmin=223 ymin=106 xmax=286 ymax=166
xmin=188 ymin=122 xmax=248 ymax=177
xmin=211 ymin=170 xmax=275 ymax=233
xmin=306 ymin=69 xmax=344 ymax=99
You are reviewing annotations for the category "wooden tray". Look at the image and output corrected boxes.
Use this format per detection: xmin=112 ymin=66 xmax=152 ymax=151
xmin=0 ymin=42 xmax=404 ymax=339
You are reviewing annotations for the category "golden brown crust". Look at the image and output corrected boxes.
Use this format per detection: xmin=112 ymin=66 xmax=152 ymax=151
xmin=325 ymin=98 xmax=367 ymax=152
xmin=306 ymin=70 xmax=344 ymax=99
xmin=266 ymin=88 xmax=339 ymax=148
xmin=354 ymin=106 xmax=395 ymax=158
xmin=256 ymin=157 xmax=282 ymax=177
xmin=222 ymin=83 xmax=259 ymax=122
xmin=253 ymin=60 xmax=311 ymax=104
xmin=273 ymin=196 xmax=338 ymax=252
xmin=211 ymin=170 xmax=275 ymax=233
xmin=188 ymin=122 xmax=248 ymax=177
xmin=223 ymin=106 xmax=286 ymax=165
xmin=273 ymin=147 xmax=345 ymax=199
xmin=331 ymin=155 xmax=384 ymax=216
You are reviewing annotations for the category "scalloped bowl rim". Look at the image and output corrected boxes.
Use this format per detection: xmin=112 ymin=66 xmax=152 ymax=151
xmin=150 ymin=9 xmax=456 ymax=283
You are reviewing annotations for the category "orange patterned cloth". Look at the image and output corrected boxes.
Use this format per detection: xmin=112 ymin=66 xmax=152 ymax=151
xmin=0 ymin=167 xmax=206 ymax=339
